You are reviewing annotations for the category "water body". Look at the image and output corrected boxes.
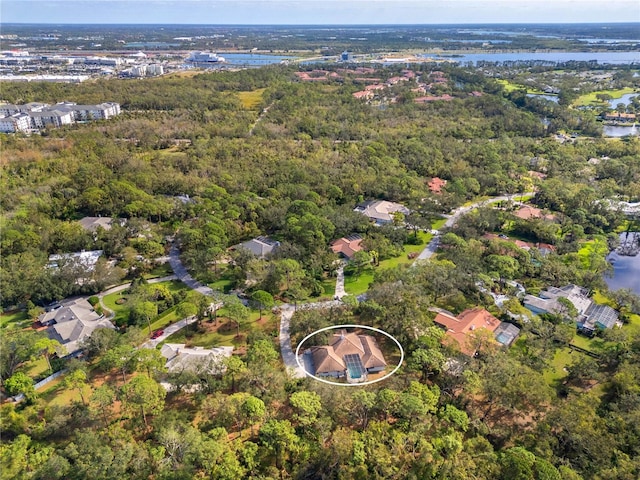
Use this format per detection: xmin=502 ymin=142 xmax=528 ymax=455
xmin=526 ymin=93 xmax=559 ymax=103
xmin=187 ymin=53 xmax=295 ymax=68
xmin=608 ymin=93 xmax=639 ymax=108
xmin=606 ymin=232 xmax=640 ymax=295
xmin=424 ymin=51 xmax=640 ymax=65
xmin=603 ymin=124 xmax=639 ymax=137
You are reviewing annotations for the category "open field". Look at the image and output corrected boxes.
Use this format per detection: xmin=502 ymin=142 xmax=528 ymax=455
xmin=572 ymin=87 xmax=636 ymax=107
xmin=0 ymin=310 xmax=30 ymax=330
xmin=496 ymin=79 xmax=545 ymax=94
xmin=237 ymin=88 xmax=266 ymax=109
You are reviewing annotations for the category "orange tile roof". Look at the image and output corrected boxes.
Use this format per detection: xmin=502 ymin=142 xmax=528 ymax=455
xmin=433 ymin=308 xmax=500 ymax=356
xmin=428 ymin=177 xmax=447 ymax=194
xmin=330 ymin=236 xmax=363 ymax=259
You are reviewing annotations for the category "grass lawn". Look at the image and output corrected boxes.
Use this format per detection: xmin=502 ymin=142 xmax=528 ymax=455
xmin=162 ymin=280 xmax=190 ymax=294
xmin=344 ymin=232 xmax=431 ymax=295
xmin=344 ymin=271 xmax=374 ymax=296
xmin=572 ymin=87 xmax=635 ymax=107
xmin=320 ymin=278 xmax=336 ymax=298
xmin=149 ymin=307 xmax=180 ymax=332
xmin=101 ymin=291 xmax=131 ymax=325
xmin=431 ymin=218 xmax=447 ymax=231
xmin=165 ymin=309 xmax=277 ymax=348
xmin=237 ymin=88 xmax=266 ymax=110
xmin=144 ymin=262 xmax=174 ymax=279
xmin=209 ymin=277 xmax=234 ymax=294
xmin=23 ymin=357 xmax=52 ymax=380
xmin=576 ymin=236 xmax=609 ymax=269
xmin=496 ymin=79 xmax=545 ymax=94
xmin=0 ymin=310 xmax=30 ymax=330
xmin=570 ymin=334 xmax=596 ymax=352
xmin=543 ymin=346 xmax=584 ymax=385
xmin=39 ymin=376 xmax=92 ymax=407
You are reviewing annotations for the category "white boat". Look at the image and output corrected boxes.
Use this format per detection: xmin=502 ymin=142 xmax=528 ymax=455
xmin=186 ymin=51 xmax=226 ymax=63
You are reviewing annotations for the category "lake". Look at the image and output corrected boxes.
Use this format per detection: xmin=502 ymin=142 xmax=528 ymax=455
xmin=606 ymin=232 xmax=640 ymax=295
xmin=424 ymin=51 xmax=640 ymax=65
xmin=186 ymin=53 xmax=295 ymax=68
xmin=603 ymin=124 xmax=639 ymax=137
xmin=608 ymin=93 xmax=639 ymax=108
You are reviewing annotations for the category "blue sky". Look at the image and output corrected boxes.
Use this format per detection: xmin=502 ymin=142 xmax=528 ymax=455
xmin=1 ymin=0 xmax=639 ymax=25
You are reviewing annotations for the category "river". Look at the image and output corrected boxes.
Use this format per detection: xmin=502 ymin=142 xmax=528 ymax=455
xmin=423 ymin=51 xmax=640 ymax=65
xmin=606 ymin=232 xmax=640 ymax=295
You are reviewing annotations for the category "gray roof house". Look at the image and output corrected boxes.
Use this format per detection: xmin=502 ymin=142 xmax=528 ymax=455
xmin=42 ymin=298 xmax=115 ymax=355
xmin=354 ymin=200 xmax=410 ymax=225
xmin=160 ymin=344 xmax=234 ymax=374
xmin=78 ymin=216 xmax=120 ymax=232
xmin=523 ymin=284 xmax=618 ymax=334
xmin=234 ymin=236 xmax=280 ymax=258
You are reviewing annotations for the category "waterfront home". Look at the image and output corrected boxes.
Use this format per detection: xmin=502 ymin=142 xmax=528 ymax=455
xmin=523 ymin=284 xmax=619 ymax=333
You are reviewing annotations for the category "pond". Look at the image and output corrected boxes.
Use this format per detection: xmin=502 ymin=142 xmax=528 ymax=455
xmin=606 ymin=232 xmax=640 ymax=295
xmin=526 ymin=93 xmax=559 ymax=103
xmin=603 ymin=124 xmax=639 ymax=137
xmin=608 ymin=93 xmax=639 ymax=108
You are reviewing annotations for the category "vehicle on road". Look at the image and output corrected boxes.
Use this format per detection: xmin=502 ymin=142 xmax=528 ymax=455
xmin=151 ymin=329 xmax=164 ymax=339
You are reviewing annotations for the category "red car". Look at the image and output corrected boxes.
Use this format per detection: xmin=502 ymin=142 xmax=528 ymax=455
xmin=151 ymin=329 xmax=164 ymax=339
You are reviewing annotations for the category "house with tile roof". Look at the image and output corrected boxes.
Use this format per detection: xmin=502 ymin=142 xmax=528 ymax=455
xmin=354 ymin=200 xmax=410 ymax=226
xmin=330 ymin=234 xmax=363 ymax=260
xmin=513 ymin=205 xmax=557 ymax=222
xmin=433 ymin=307 xmax=520 ymax=356
xmin=41 ymin=298 xmax=115 ymax=355
xmin=308 ymin=330 xmax=387 ymax=383
xmin=428 ymin=177 xmax=447 ymax=194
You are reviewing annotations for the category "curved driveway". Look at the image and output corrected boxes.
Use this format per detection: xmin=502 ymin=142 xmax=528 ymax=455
xmin=414 ymin=192 xmax=534 ymax=263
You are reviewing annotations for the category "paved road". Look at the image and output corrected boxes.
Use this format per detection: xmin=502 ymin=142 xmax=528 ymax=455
xmin=278 ymin=299 xmax=343 ymax=378
xmin=334 ymin=264 xmax=346 ymax=299
xmin=414 ymin=192 xmax=534 ymax=264
xmin=141 ymin=315 xmax=199 ymax=349
xmin=169 ymin=246 xmax=215 ymax=296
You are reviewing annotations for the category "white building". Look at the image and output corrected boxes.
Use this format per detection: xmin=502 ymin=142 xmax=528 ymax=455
xmin=147 ymin=64 xmax=164 ymax=76
xmin=29 ymin=109 xmax=74 ymax=129
xmin=0 ymin=112 xmax=31 ymax=133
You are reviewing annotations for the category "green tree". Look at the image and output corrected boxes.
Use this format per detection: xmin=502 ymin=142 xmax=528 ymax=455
xmin=63 ymin=368 xmax=89 ymax=405
xmin=100 ymin=344 xmax=138 ymax=383
xmin=130 ymin=300 xmax=158 ymax=333
xmin=250 ymin=290 xmax=274 ymax=318
xmin=225 ymin=299 xmax=249 ymax=338
xmin=223 ymin=355 xmax=247 ymax=393
xmin=289 ymin=390 xmax=322 ymax=427
xmin=120 ymin=375 xmax=166 ymax=427
xmin=136 ymin=348 xmax=167 ymax=378
xmin=241 ymin=395 xmax=266 ymax=436
xmin=4 ymin=372 xmax=36 ymax=402
xmin=90 ymin=384 xmax=116 ymax=427
xmin=259 ymin=419 xmax=299 ymax=471
xmin=34 ymin=337 xmax=61 ymax=373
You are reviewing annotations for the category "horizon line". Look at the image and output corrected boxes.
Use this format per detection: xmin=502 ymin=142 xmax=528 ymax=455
xmin=2 ymin=21 xmax=640 ymax=26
